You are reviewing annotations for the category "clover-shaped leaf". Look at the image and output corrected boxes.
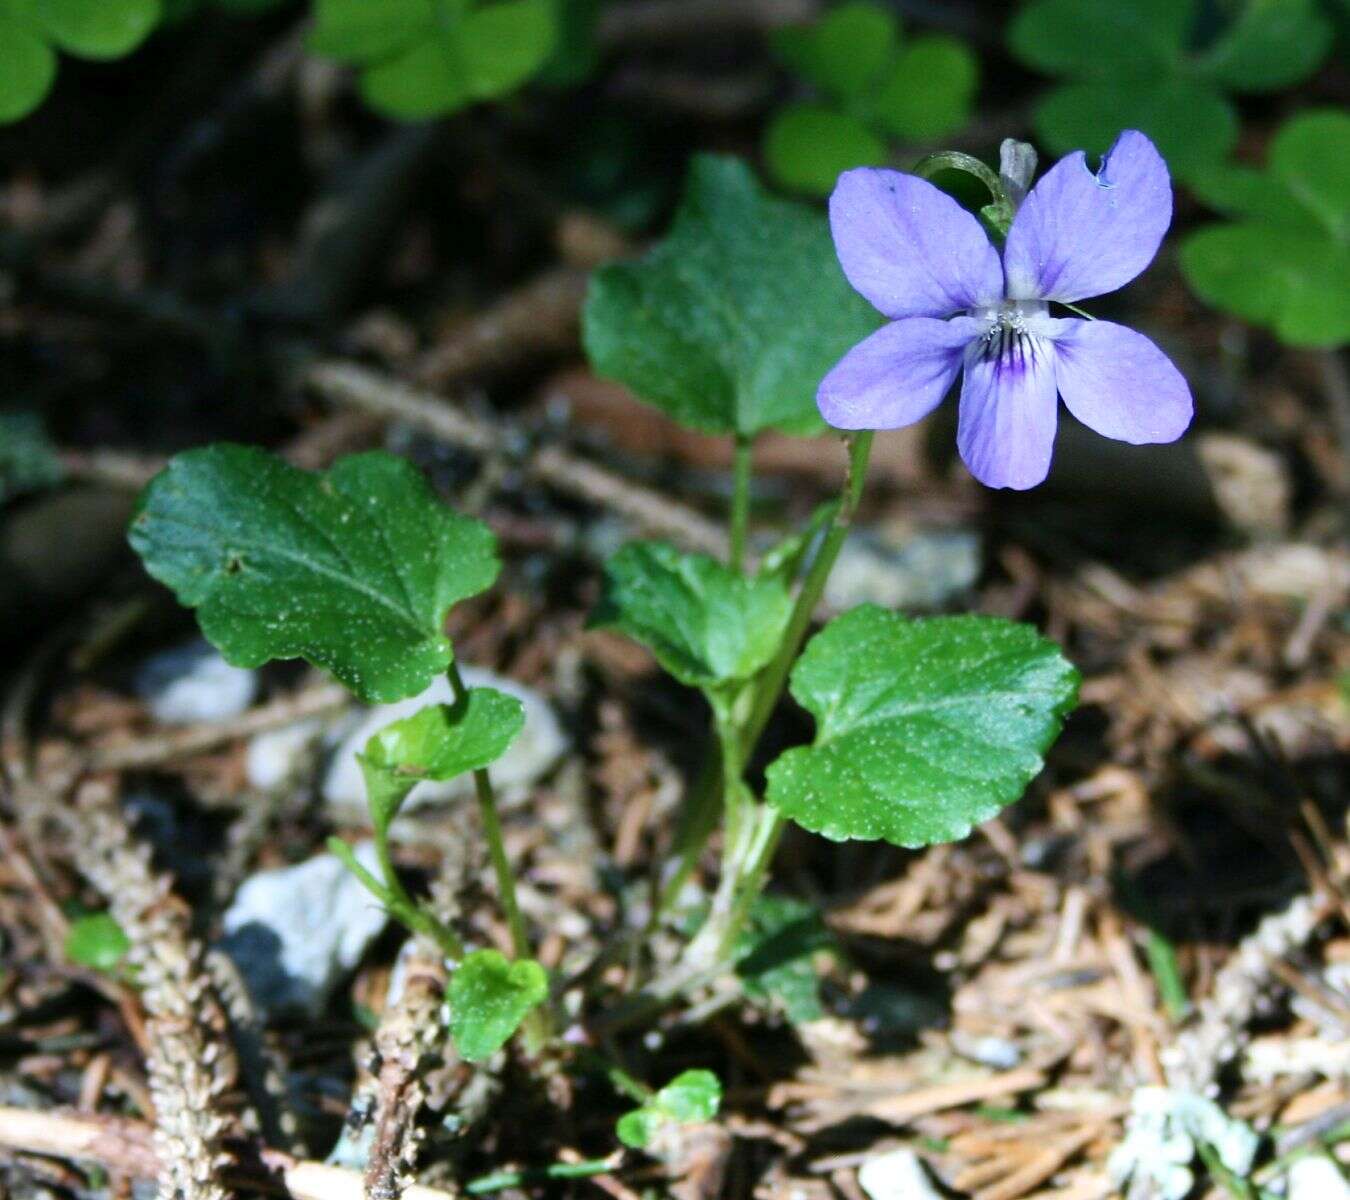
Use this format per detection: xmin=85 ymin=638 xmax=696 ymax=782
xmin=617 ymin=1070 xmax=722 ymax=1150
xmin=129 ymin=445 xmax=499 ymax=704
xmin=310 ymin=0 xmax=556 ymax=120
xmin=1009 ymin=0 xmax=1332 ymax=181
xmin=1181 ymin=110 xmax=1350 ymax=347
xmin=359 ymin=690 xmax=525 ymax=835
xmin=448 ymin=949 xmax=547 ymax=1062
xmin=766 ymin=606 xmax=1079 ymax=847
xmin=592 ymin=542 xmax=792 ymax=693
xmin=0 ymin=413 xmax=63 ymax=503
xmin=583 ymin=155 xmax=881 ymax=437
xmin=0 ymin=0 xmax=161 ymax=122
xmin=764 ymin=0 xmax=978 ymax=195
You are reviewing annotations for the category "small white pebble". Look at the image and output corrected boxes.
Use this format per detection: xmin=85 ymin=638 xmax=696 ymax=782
xmin=858 ymin=1149 xmax=943 ymax=1200
xmin=137 ymin=641 xmax=257 ymax=725
xmin=1289 ymin=1156 xmax=1350 ymax=1200
xmin=245 ymin=719 xmax=323 ymax=789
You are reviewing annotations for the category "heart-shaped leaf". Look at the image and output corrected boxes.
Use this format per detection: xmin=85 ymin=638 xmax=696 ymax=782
xmin=359 ymin=689 xmax=525 ymax=834
xmin=766 ymin=606 xmax=1079 ymax=847
xmin=448 ymin=949 xmax=547 ymax=1062
xmin=734 ymin=895 xmax=833 ymax=1023
xmin=1181 ymin=110 xmax=1350 ymax=347
xmin=592 ymin=542 xmax=792 ymax=692
xmin=128 ymin=445 xmax=499 ymax=704
xmin=616 ymin=1069 xmax=722 ymax=1149
xmin=583 ymin=155 xmax=881 ymax=437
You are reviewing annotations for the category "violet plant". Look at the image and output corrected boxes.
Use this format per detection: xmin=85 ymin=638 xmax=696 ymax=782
xmin=125 ymin=133 xmax=1189 ymax=1098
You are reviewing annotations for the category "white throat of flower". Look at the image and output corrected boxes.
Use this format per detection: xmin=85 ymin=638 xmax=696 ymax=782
xmin=968 ymin=299 xmax=1051 ymax=363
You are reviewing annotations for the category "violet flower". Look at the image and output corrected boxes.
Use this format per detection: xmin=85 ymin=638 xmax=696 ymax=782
xmin=818 ymin=130 xmax=1193 ymax=490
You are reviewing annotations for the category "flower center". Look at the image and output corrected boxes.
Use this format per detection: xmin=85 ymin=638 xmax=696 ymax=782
xmin=968 ymin=299 xmax=1049 ymax=364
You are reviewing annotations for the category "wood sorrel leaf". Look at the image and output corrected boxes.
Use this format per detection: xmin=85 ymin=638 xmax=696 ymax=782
xmin=311 ymin=0 xmax=555 ymax=119
xmin=129 ymin=445 xmax=498 ymax=704
xmin=1008 ymin=0 xmax=1331 ymax=181
xmin=582 ymin=155 xmax=881 ymax=437
xmin=616 ymin=1069 xmax=722 ymax=1149
xmin=448 ymin=949 xmax=547 ymax=1062
xmin=763 ymin=104 xmax=886 ymax=196
xmin=0 ymin=412 xmax=64 ymax=503
xmin=65 ymin=912 xmax=131 ymax=973
xmin=766 ymin=606 xmax=1079 ymax=847
xmin=1181 ymin=110 xmax=1350 ymax=348
xmin=359 ymin=690 xmax=525 ymax=835
xmin=772 ymin=0 xmax=899 ymax=98
xmin=592 ymin=542 xmax=792 ymax=691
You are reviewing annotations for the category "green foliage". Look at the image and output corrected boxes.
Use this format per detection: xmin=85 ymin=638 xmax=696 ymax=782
xmin=1008 ymin=0 xmax=1333 ymax=180
xmin=360 ymin=690 xmax=525 ymax=834
xmin=0 ymin=0 xmax=160 ymax=122
xmin=128 ymin=446 xmax=499 ymax=704
xmin=448 ymin=949 xmax=548 ymax=1062
xmin=1181 ymin=110 xmax=1350 ymax=347
xmin=309 ymin=0 xmax=557 ymax=120
xmin=592 ymin=542 xmax=792 ymax=694
xmin=583 ymin=155 xmax=881 ymax=437
xmin=616 ymin=1069 xmax=721 ymax=1149
xmin=65 ymin=912 xmax=131 ymax=972
xmin=0 ymin=413 xmax=64 ymax=503
xmin=765 ymin=606 xmax=1080 ymax=847
xmin=764 ymin=0 xmax=978 ymax=195
xmin=734 ymin=894 xmax=833 ymax=1023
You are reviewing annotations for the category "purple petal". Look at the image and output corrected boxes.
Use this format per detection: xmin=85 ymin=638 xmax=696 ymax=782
xmin=1003 ymin=130 xmax=1172 ymax=304
xmin=818 ymin=316 xmax=982 ymax=430
xmin=1049 ymin=318 xmax=1193 ymax=444
xmin=829 ymin=168 xmax=1003 ymax=319
xmin=957 ymin=333 xmax=1059 ymax=490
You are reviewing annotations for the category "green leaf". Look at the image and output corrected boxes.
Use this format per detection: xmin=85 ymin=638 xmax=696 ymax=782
xmin=583 ymin=155 xmax=881 ymax=437
xmin=734 ymin=895 xmax=833 ymax=1023
xmin=1181 ymin=224 xmax=1350 ymax=348
xmin=0 ymin=412 xmax=64 ymax=503
xmin=65 ymin=912 xmax=131 ymax=972
xmin=461 ymin=0 xmax=555 ymax=98
xmin=535 ymin=0 xmax=600 ymax=87
xmin=617 ymin=1069 xmax=722 ymax=1149
xmin=359 ymin=36 xmax=468 ymax=119
xmin=1008 ymin=0 xmax=1194 ymax=79
xmin=128 ymin=446 xmax=499 ymax=704
xmin=0 ymin=15 xmax=56 ymax=122
xmin=765 ymin=606 xmax=1080 ymax=847
xmin=1179 ymin=110 xmax=1350 ymax=348
xmin=1032 ymin=76 xmax=1236 ymax=179
xmin=763 ymin=103 xmax=885 ymax=196
xmin=36 ymin=0 xmax=161 ymax=59
xmin=309 ymin=0 xmax=428 ymax=63
xmin=772 ymin=0 xmax=899 ymax=98
xmin=359 ymin=690 xmax=525 ymax=834
xmin=1269 ymin=109 xmax=1350 ymax=242
xmin=871 ymin=34 xmax=978 ymax=141
xmin=311 ymin=0 xmax=554 ymax=118
xmin=592 ymin=542 xmax=792 ymax=691
xmin=1196 ymin=0 xmax=1332 ymax=92
xmin=448 ymin=949 xmax=547 ymax=1062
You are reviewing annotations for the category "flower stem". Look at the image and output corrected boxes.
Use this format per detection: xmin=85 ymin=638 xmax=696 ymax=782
xmin=729 ymin=434 xmax=753 ymax=573
xmin=741 ymin=430 xmax=873 ymax=757
xmin=445 ymin=660 xmax=532 ymax=965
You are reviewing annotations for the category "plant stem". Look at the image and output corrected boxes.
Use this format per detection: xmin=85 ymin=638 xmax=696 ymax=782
xmin=466 ymin=1158 xmax=619 ymax=1195
xmin=741 ymin=430 xmax=873 ymax=758
xmin=446 ymin=659 xmax=532 ymax=966
xmin=729 ymin=434 xmax=753 ymax=572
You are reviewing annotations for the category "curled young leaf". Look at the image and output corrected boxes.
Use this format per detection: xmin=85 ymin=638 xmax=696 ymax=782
xmin=592 ymin=542 xmax=792 ymax=692
xmin=129 ymin=446 xmax=499 ymax=704
xmin=448 ymin=949 xmax=547 ymax=1062
xmin=359 ymin=689 xmax=525 ymax=835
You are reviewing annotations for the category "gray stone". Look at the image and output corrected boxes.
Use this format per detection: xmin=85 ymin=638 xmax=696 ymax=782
xmin=136 ymin=639 xmax=257 ymax=725
xmin=220 ymin=843 xmax=387 ymax=1018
